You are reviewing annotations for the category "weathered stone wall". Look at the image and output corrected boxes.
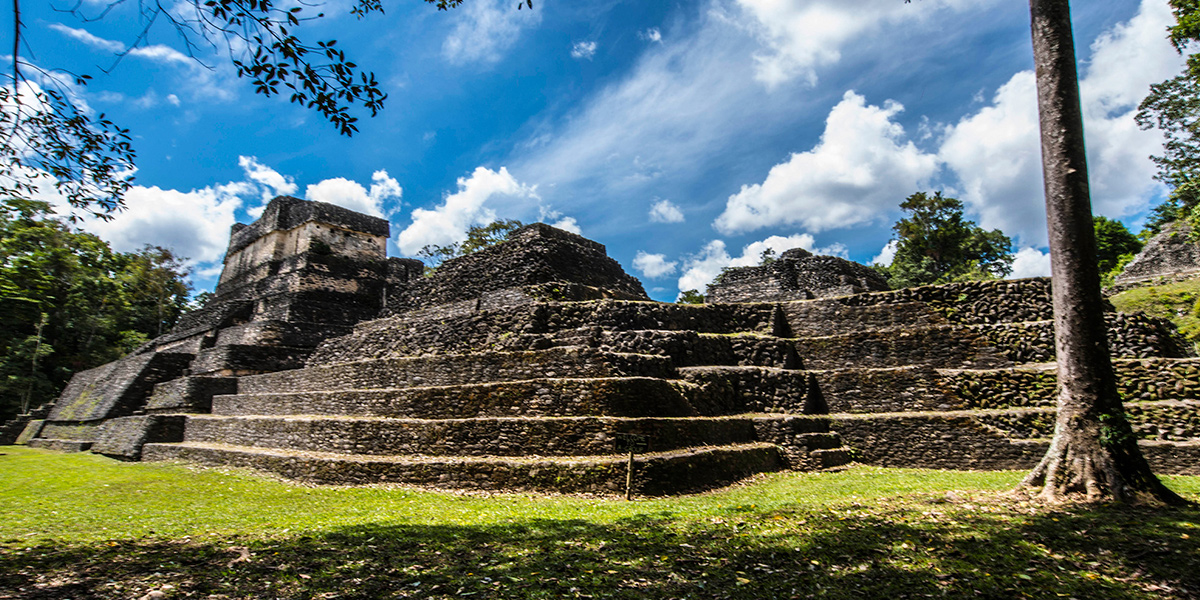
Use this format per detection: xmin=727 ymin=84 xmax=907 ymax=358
xmin=244 ymin=347 xmax=675 ymax=394
xmin=92 ymin=415 xmax=187 ymax=460
xmin=142 ymin=442 xmax=782 ymax=495
xmin=220 ymin=196 xmax=388 ymax=288
xmin=1115 ymin=221 xmax=1200 ymax=285
xmin=706 ymin=248 xmax=888 ymax=303
xmin=218 ymin=378 xmax=696 ymax=419
xmin=829 ymin=412 xmax=1050 ymax=470
xmin=798 ymin=325 xmax=1010 ymax=370
xmin=46 ymin=352 xmax=193 ymax=423
xmin=386 ymin=224 xmax=648 ymax=314
xmin=181 ymin=414 xmax=760 ymax=457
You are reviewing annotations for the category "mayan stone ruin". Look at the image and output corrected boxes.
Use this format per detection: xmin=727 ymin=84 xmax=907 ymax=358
xmin=8 ymin=196 xmax=1200 ymax=495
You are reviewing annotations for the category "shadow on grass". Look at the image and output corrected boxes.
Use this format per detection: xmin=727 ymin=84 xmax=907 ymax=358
xmin=2 ymin=498 xmax=1197 ymax=599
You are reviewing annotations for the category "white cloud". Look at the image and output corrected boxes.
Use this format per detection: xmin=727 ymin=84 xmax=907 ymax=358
xmin=397 ymin=166 xmax=538 ymax=255
xmin=872 ymin=240 xmax=898 ymax=267
xmin=76 ymin=181 xmax=249 ymax=267
xmin=939 ymin=0 xmax=1183 ymax=247
xmin=640 ymin=28 xmax=663 ymax=43
xmin=166 ymin=94 xmax=180 ymax=106
xmin=126 ymin=44 xmax=191 ymax=65
xmin=714 ymin=91 xmax=939 ymax=235
xmin=734 ymin=0 xmax=976 ymax=88
xmin=571 ymin=41 xmax=598 ymax=60
xmin=1009 ymin=247 xmax=1052 ymax=279
xmin=49 ymin=23 xmax=125 ymax=53
xmin=239 ymin=156 xmax=299 ymax=204
xmin=677 ymin=233 xmax=831 ymax=292
xmin=443 ymin=0 xmax=542 ymax=65
xmin=550 ymin=216 xmax=581 ymax=234
xmin=633 ymin=251 xmax=678 ymax=279
xmin=304 ymin=170 xmax=402 ymax=218
xmin=649 ymin=199 xmax=685 ymax=223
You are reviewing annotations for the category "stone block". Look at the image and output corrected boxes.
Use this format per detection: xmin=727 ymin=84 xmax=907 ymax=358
xmin=92 ymin=415 xmax=187 ymax=460
xmin=15 ymin=419 xmax=44 ymax=445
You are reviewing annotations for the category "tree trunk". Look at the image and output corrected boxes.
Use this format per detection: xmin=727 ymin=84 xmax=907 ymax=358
xmin=1019 ymin=0 xmax=1184 ymax=504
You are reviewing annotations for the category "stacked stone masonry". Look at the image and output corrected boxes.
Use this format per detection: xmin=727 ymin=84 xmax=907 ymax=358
xmin=14 ymin=197 xmax=1200 ymax=492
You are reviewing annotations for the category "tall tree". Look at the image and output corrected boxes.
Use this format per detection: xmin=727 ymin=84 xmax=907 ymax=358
xmin=0 ymin=202 xmax=191 ymax=421
xmin=878 ymin=191 xmax=1013 ymax=288
xmin=1018 ymin=0 xmax=1183 ymax=504
xmin=1092 ymin=216 xmax=1142 ymax=275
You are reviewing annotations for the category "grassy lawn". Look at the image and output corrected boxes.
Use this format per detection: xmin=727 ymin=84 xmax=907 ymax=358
xmin=2 ymin=446 xmax=1198 ymax=599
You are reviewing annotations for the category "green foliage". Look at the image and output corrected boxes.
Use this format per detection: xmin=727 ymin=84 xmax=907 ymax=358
xmin=1110 ymin=278 xmax=1200 ymax=349
xmin=417 ymin=219 xmax=524 ymax=268
xmin=1136 ymin=71 xmax=1200 ymax=233
xmin=1093 ymin=216 xmax=1143 ymax=275
xmin=878 ymin=192 xmax=1013 ymax=288
xmin=0 ymin=204 xmax=191 ymax=420
xmin=677 ymin=289 xmax=705 ymax=304
xmin=2 ymin=449 xmax=1199 ymax=598
xmin=1134 ymin=2 xmax=1200 ymax=233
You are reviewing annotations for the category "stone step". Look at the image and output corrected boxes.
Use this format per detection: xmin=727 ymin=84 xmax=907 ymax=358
xmin=678 ymin=366 xmax=816 ymax=414
xmin=146 ymin=376 xmax=238 ymax=413
xmin=27 ymin=438 xmax=93 ymax=452
xmin=811 ymin=447 xmax=854 ymax=469
xmin=796 ymin=324 xmax=1011 ymax=370
xmin=214 ymin=377 xmax=698 ymax=419
xmin=180 ymin=414 xmax=763 ymax=457
xmin=141 ymin=441 xmax=784 ymax=495
xmin=190 ymin=344 xmax=313 ymax=377
xmin=803 ymin=358 xmax=1200 ymax=414
xmin=578 ymin=330 xmax=801 ymax=369
xmin=308 ymin=301 xmax=784 ymax=363
xmin=238 ymin=347 xmax=675 ymax=395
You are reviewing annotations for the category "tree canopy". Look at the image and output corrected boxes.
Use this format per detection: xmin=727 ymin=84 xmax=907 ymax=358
xmin=877 ymin=191 xmax=1013 ymax=288
xmin=0 ymin=201 xmax=190 ymax=421
xmin=417 ymin=219 xmax=526 ymax=268
xmin=1093 ymin=216 xmax=1143 ymax=277
xmin=1 ymin=0 xmax=513 ymax=218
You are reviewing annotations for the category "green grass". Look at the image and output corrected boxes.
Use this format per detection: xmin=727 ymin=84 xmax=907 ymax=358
xmin=1110 ymin=278 xmax=1200 ymax=346
xmin=2 ymin=446 xmax=1199 ymax=599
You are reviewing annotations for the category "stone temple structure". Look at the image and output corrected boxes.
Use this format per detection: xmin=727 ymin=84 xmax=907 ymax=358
xmin=9 ymin=197 xmax=1200 ymax=495
xmin=706 ymin=247 xmax=889 ymax=303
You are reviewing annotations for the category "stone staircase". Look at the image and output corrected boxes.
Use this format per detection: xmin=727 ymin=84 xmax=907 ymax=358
xmin=143 ymin=301 xmax=854 ymax=495
xmin=772 ymin=278 xmax=1200 ymax=476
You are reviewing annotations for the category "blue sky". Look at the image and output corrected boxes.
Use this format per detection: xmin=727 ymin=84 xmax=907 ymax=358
xmin=5 ymin=0 xmax=1186 ymax=301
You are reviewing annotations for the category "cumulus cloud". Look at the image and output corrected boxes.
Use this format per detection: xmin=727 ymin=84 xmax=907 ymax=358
xmin=939 ymin=0 xmax=1182 ymax=247
xmin=443 ymin=0 xmax=542 ymax=65
xmin=714 ymin=91 xmax=939 ymax=235
xmin=397 ymin=166 xmax=538 ymax=255
xmin=640 ymin=28 xmax=663 ymax=43
xmin=872 ymin=240 xmax=898 ymax=267
xmin=1009 ymin=247 xmax=1052 ymax=279
xmin=633 ymin=251 xmax=678 ymax=279
xmin=82 ymin=182 xmax=247 ymax=268
xmin=734 ymin=0 xmax=976 ymax=88
xmin=633 ymin=250 xmax=681 ymax=278
xmin=677 ymin=234 xmax=838 ymax=292
xmin=571 ymin=41 xmax=598 ymax=60
xmin=305 ymin=170 xmax=402 ymax=218
xmin=649 ymin=199 xmax=685 ymax=223
xmin=550 ymin=216 xmax=582 ymax=234
xmin=239 ymin=156 xmax=299 ymax=203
